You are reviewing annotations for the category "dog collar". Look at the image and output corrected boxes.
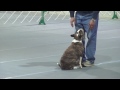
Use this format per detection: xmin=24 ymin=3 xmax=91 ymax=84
xmin=72 ymin=39 xmax=82 ymax=43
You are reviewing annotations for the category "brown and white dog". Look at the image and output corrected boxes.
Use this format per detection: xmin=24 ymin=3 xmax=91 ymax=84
xmin=57 ymin=28 xmax=85 ymax=70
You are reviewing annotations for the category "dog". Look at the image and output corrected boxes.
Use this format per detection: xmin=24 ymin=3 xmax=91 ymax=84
xmin=57 ymin=28 xmax=85 ymax=70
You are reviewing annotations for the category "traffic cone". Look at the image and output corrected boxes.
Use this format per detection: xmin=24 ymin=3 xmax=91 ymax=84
xmin=39 ymin=11 xmax=47 ymax=25
xmin=112 ymin=11 xmax=118 ymax=19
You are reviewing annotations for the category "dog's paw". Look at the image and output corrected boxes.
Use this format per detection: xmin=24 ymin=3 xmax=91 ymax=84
xmin=73 ymin=66 xmax=79 ymax=69
xmin=79 ymin=64 xmax=83 ymax=68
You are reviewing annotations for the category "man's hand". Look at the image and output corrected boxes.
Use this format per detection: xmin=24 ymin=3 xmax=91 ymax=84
xmin=70 ymin=17 xmax=75 ymax=27
xmin=89 ymin=19 xmax=96 ymax=30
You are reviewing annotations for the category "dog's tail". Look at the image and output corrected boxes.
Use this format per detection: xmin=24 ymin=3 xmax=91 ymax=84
xmin=57 ymin=63 xmax=68 ymax=70
xmin=57 ymin=63 xmax=61 ymax=68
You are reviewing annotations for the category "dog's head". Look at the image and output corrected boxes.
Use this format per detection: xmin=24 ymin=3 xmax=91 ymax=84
xmin=71 ymin=28 xmax=85 ymax=41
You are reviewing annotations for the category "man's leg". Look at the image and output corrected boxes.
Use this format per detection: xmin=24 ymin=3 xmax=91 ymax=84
xmin=82 ymin=14 xmax=99 ymax=66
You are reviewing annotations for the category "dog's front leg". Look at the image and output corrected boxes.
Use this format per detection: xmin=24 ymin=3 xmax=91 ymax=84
xmin=79 ymin=57 xmax=82 ymax=68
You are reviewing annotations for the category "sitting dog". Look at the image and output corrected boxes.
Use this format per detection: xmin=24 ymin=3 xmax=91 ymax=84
xmin=57 ymin=28 xmax=85 ymax=70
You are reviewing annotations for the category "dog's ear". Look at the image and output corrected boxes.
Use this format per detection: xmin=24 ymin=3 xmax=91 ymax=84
xmin=79 ymin=30 xmax=83 ymax=34
xmin=82 ymin=33 xmax=85 ymax=40
xmin=80 ymin=30 xmax=85 ymax=40
xmin=71 ymin=34 xmax=75 ymax=37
